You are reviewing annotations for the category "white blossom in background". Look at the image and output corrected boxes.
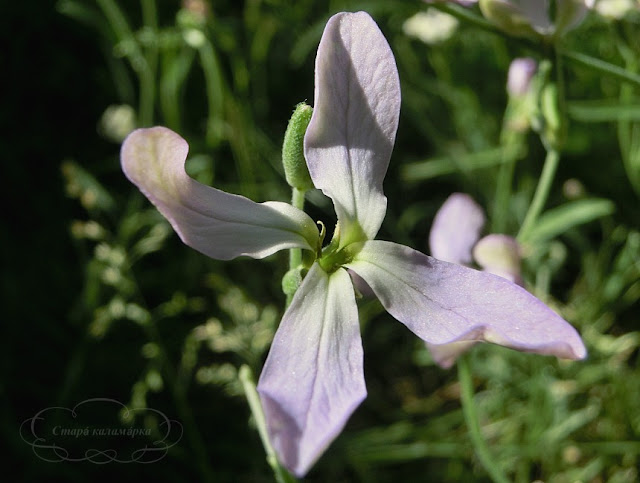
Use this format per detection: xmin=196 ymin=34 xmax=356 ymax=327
xmin=403 ymin=10 xmax=460 ymax=44
xmin=595 ymin=0 xmax=638 ymax=19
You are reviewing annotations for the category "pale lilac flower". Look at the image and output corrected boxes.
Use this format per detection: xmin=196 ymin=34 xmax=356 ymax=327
xmin=121 ymin=12 xmax=586 ymax=476
xmin=430 ymin=193 xmax=523 ymax=285
xmin=429 ymin=193 xmax=486 ymax=266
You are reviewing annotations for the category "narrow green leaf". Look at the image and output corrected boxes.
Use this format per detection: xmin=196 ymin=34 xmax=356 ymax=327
xmin=526 ymin=198 xmax=615 ymax=243
xmin=568 ymin=100 xmax=640 ymax=122
xmin=401 ymin=147 xmax=506 ymax=181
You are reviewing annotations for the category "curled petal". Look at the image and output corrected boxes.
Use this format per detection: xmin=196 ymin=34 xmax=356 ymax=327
xmin=426 ymin=341 xmax=479 ymax=369
xmin=304 ymin=11 xmax=401 ymax=246
xmin=257 ymin=264 xmax=366 ymax=477
xmin=121 ymin=127 xmax=318 ymax=260
xmin=345 ymin=240 xmax=586 ymax=360
xmin=429 ymin=193 xmax=485 ymax=265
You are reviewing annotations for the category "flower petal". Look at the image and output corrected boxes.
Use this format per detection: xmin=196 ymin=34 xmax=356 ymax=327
xmin=304 ymin=11 xmax=401 ymax=246
xmin=121 ymin=127 xmax=318 ymax=260
xmin=426 ymin=341 xmax=479 ymax=369
xmin=257 ymin=264 xmax=366 ymax=476
xmin=555 ymin=0 xmax=593 ymax=35
xmin=429 ymin=193 xmax=485 ymax=265
xmin=345 ymin=240 xmax=586 ymax=360
xmin=519 ymin=0 xmax=554 ymax=34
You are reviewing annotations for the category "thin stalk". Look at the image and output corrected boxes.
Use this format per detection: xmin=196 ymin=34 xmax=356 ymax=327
xmin=517 ymin=148 xmax=560 ymax=242
xmin=285 ymin=188 xmax=306 ymax=307
xmin=555 ymin=46 xmax=568 ymax=149
xmin=140 ymin=0 xmax=158 ymax=124
xmin=458 ymin=355 xmax=510 ymax=483
xmin=96 ymin=0 xmax=155 ymax=125
xmin=614 ymin=26 xmax=640 ymax=195
xmin=492 ymin=130 xmax=523 ymax=233
xmin=492 ymin=151 xmax=517 ymax=233
xmin=288 ymin=188 xmax=306 ymax=270
xmin=198 ymin=39 xmax=225 ymax=147
xmin=160 ymin=48 xmax=196 ymax=131
xmin=239 ymin=366 xmax=297 ymax=483
xmin=518 ymin=45 xmax=565 ymax=242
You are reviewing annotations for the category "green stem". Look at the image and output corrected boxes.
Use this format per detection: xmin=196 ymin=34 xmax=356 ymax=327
xmin=239 ymin=366 xmax=297 ymax=483
xmin=198 ymin=39 xmax=225 ymax=146
xmin=614 ymin=28 xmax=640 ymax=195
xmin=289 ymin=188 xmax=306 ymax=270
xmin=458 ymin=355 xmax=510 ymax=483
xmin=555 ymin=46 xmax=568 ymax=149
xmin=517 ymin=148 xmax=560 ymax=242
xmin=286 ymin=188 xmax=306 ymax=307
xmin=492 ymin=152 xmax=517 ymax=233
xmin=492 ymin=130 xmax=523 ymax=233
xmin=96 ymin=0 xmax=155 ymax=125
xmin=140 ymin=0 xmax=158 ymax=124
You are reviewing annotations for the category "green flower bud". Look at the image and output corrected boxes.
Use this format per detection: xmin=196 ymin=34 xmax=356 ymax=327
xmin=282 ymin=267 xmax=307 ymax=297
xmin=282 ymin=103 xmax=314 ymax=191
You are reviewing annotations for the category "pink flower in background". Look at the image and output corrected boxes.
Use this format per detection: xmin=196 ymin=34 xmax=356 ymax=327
xmin=429 ymin=193 xmax=523 ymax=284
xmin=507 ymin=57 xmax=537 ymax=97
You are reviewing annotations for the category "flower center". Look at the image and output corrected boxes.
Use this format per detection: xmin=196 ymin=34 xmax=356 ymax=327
xmin=317 ymin=246 xmax=351 ymax=273
xmin=316 ymin=222 xmax=353 ymax=273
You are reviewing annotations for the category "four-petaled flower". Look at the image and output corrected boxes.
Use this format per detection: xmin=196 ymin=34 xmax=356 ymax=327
xmin=121 ymin=11 xmax=586 ymax=477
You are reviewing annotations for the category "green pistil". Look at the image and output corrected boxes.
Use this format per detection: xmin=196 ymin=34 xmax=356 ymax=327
xmin=316 ymin=221 xmax=326 ymax=258
xmin=316 ymin=222 xmax=346 ymax=272
xmin=317 ymin=246 xmax=351 ymax=274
